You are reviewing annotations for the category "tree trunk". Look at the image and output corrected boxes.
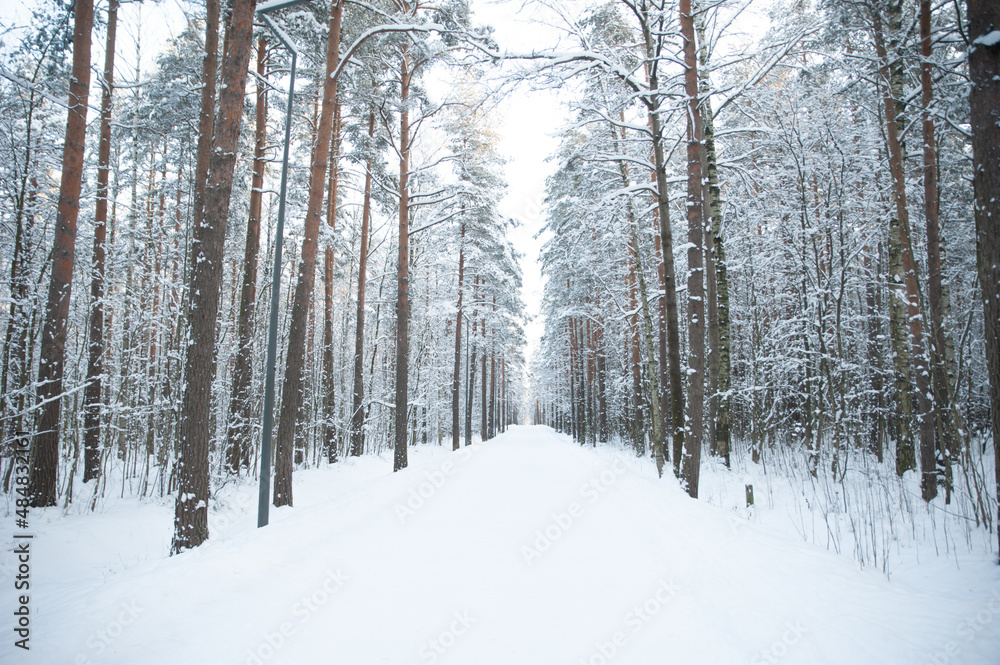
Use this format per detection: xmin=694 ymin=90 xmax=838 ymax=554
xmin=394 ymin=47 xmax=411 ymax=472
xmin=633 ymin=229 xmax=664 ymax=471
xmin=466 ymin=278 xmax=479 ymax=447
xmin=888 ymin=216 xmax=918 ymax=474
xmin=864 ymin=250 xmax=886 ymax=461
xmin=965 ymin=0 xmax=1000 ymax=561
xmin=568 ymin=316 xmax=579 ymax=441
xmin=920 ymin=0 xmax=956 ymax=500
xmin=451 ymin=221 xmax=465 ymax=450
xmin=873 ymin=9 xmax=935 ymax=496
xmin=627 ymin=254 xmax=645 ymax=455
xmin=322 ymin=102 xmax=342 ymax=464
xmin=481 ymin=324 xmax=488 ymax=442
xmin=225 ymin=36 xmax=267 ymax=474
xmin=699 ymin=14 xmax=719 ymax=463
xmin=697 ymin=10 xmax=731 ymax=467
xmin=489 ymin=346 xmax=496 ymax=440
xmin=636 ymin=11 xmax=685 ymax=477
xmin=594 ymin=312 xmax=608 ymax=442
xmin=501 ymin=359 xmax=507 ymax=431
xmin=679 ymin=0 xmax=705 ymax=499
xmin=488 ymin=296 xmax=497 ymax=439
xmin=30 ymin=0 xmax=95 ymax=506
xmin=273 ymin=0 xmax=344 ymax=505
xmin=190 ymin=0 xmax=219 ymax=305
xmin=653 ymin=222 xmax=671 ymax=456
xmin=83 ymin=0 xmax=118 ymax=484
xmin=349 ymin=113 xmax=375 ymax=457
xmin=172 ymin=0 xmax=254 ymax=553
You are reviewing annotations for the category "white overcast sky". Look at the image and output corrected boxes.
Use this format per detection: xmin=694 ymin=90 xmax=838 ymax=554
xmin=0 ymin=0 xmax=568 ymax=366
xmin=468 ymin=0 xmax=572 ymax=365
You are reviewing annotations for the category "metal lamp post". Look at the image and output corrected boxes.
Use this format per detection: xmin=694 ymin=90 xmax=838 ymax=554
xmin=255 ymin=0 xmax=311 ymax=528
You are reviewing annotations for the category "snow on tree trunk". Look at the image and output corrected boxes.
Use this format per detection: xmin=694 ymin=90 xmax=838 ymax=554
xmin=172 ymin=0 xmax=256 ymax=553
xmin=679 ymin=0 xmax=706 ymax=499
xmin=30 ymin=0 xmax=94 ymax=507
xmin=83 ymin=0 xmax=119 ymax=485
xmin=350 ymin=112 xmax=376 ymax=458
xmin=226 ymin=36 xmax=268 ymax=475
xmin=322 ymin=102 xmax=342 ymax=464
xmin=966 ymin=0 xmax=1000 ymax=562
xmin=273 ymin=0 xmax=345 ymax=506
xmin=394 ymin=46 xmax=412 ymax=472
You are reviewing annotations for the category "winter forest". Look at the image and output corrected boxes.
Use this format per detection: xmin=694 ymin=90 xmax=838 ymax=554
xmin=2 ymin=0 xmax=1000 ymax=662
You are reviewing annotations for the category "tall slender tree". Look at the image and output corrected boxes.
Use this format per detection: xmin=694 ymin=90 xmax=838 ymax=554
xmin=29 ymin=0 xmax=95 ymax=506
xmin=679 ymin=0 xmax=706 ymax=498
xmin=349 ymin=112 xmax=376 ymax=458
xmin=873 ymin=7 xmax=926 ymax=481
xmin=965 ymin=0 xmax=1000 ymax=560
xmin=226 ymin=36 xmax=268 ymax=474
xmin=696 ymin=9 xmax=731 ymax=468
xmin=83 ymin=0 xmax=119 ymax=484
xmin=452 ymin=218 xmax=466 ymax=450
xmin=273 ymin=0 xmax=345 ymax=506
xmin=322 ymin=102 xmax=342 ymax=463
xmin=919 ymin=0 xmax=956 ymax=500
xmin=172 ymin=0 xmax=257 ymax=553
xmin=635 ymin=0 xmax=686 ymax=475
xmin=394 ymin=33 xmax=413 ymax=472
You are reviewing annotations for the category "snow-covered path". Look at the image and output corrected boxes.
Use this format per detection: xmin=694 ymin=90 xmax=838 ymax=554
xmin=4 ymin=425 xmax=1000 ymax=664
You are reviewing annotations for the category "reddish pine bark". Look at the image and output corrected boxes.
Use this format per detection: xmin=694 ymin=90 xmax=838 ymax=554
xmin=226 ymin=36 xmax=268 ymax=474
xmin=965 ymin=0 xmax=1000 ymax=561
xmin=172 ymin=0 xmax=254 ymax=553
xmin=30 ymin=0 xmax=95 ymax=506
xmin=322 ymin=103 xmax=342 ymax=463
xmin=872 ymin=8 xmax=937 ymax=498
xmin=921 ymin=0 xmax=956 ymax=499
xmin=273 ymin=0 xmax=345 ymax=505
xmin=191 ymin=0 xmax=220 ymax=280
xmin=83 ymin=0 xmax=118 ymax=484
xmin=637 ymin=8 xmax=685 ymax=477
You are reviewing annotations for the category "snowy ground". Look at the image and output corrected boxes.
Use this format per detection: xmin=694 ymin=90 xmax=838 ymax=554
xmin=2 ymin=425 xmax=999 ymax=664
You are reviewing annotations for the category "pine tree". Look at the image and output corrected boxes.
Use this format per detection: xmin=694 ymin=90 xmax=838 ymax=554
xmin=173 ymin=0 xmax=257 ymax=553
xmin=965 ymin=0 xmax=1000 ymax=561
xmin=30 ymin=0 xmax=94 ymax=506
